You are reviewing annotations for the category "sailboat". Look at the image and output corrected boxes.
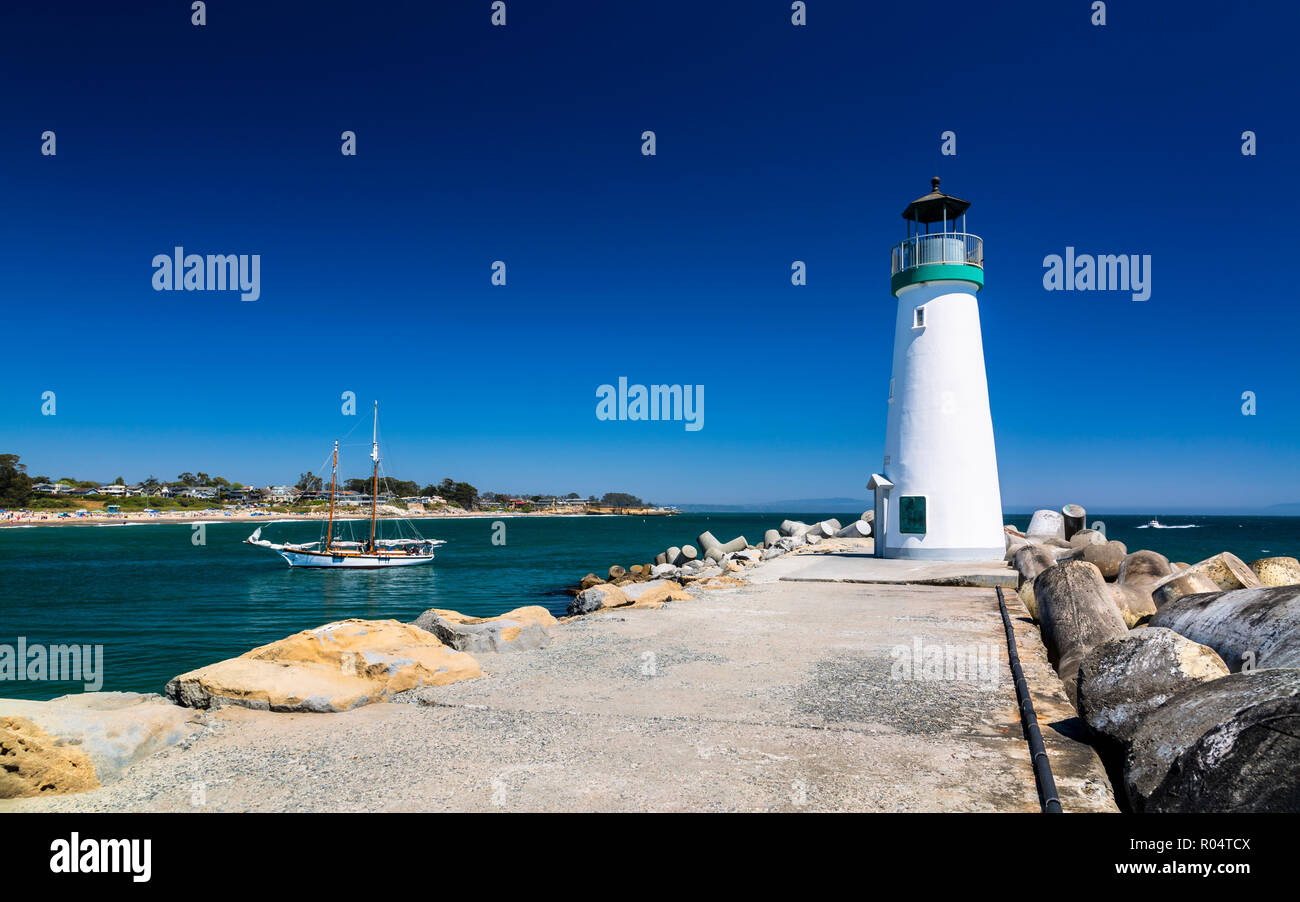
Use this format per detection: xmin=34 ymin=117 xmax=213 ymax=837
xmin=245 ymin=402 xmax=443 ymax=568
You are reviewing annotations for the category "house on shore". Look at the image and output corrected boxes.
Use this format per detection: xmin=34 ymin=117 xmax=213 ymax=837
xmin=265 ymin=485 xmax=300 ymax=503
xmin=31 ymin=482 xmax=72 ymax=496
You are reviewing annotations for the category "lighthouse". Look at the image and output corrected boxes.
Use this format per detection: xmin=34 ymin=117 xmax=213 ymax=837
xmin=868 ymin=178 xmax=1004 ymax=561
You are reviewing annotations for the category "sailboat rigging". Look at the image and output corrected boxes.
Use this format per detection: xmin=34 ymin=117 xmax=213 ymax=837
xmin=245 ymin=402 xmax=442 ymax=568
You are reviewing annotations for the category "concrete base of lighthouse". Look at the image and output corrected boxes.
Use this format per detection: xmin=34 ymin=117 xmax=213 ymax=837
xmin=880 ymin=543 xmax=1007 ymax=561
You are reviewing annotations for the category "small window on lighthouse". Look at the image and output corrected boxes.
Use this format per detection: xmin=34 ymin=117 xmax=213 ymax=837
xmin=899 ymin=495 xmax=927 ymax=534
xmin=913 ymin=306 xmax=926 ymax=329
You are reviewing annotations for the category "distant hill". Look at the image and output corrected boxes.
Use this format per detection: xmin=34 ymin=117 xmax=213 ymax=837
xmin=1265 ymin=502 xmax=1300 ymax=515
xmin=668 ymin=497 xmax=869 ymax=513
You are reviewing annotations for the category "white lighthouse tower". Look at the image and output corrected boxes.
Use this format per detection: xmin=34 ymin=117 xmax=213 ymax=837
xmin=868 ymin=178 xmax=1004 ymax=561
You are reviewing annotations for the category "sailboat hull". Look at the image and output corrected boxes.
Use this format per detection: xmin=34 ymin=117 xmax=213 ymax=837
xmin=279 ymin=549 xmax=436 ymax=569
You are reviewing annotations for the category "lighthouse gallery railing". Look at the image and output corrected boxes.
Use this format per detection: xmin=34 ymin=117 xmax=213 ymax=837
xmin=890 ymin=232 xmax=983 ymax=276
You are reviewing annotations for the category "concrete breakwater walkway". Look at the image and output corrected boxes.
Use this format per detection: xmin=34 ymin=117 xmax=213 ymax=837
xmin=3 ymin=550 xmax=1116 ymax=812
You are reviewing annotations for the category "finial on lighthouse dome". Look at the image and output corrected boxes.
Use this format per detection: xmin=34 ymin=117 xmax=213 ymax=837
xmin=901 ymin=178 xmax=971 ymax=223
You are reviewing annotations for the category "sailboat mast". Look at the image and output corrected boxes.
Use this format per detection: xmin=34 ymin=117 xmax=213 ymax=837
xmin=369 ymin=401 xmax=379 ymax=552
xmin=326 ymin=440 xmax=338 ymax=549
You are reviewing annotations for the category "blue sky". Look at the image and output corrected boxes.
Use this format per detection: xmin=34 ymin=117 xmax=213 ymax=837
xmin=1 ymin=0 xmax=1296 ymax=510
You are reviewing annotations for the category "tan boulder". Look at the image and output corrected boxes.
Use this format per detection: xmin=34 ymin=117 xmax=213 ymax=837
xmin=1151 ymin=570 xmax=1221 ymax=608
xmin=1250 ymin=556 xmax=1300 ymax=587
xmin=165 ymin=619 xmax=481 ymax=713
xmin=623 ymin=580 xmax=692 ymax=609
xmin=1119 ymin=550 xmax=1173 ymax=590
xmin=696 ymin=575 xmax=746 ymax=590
xmin=1195 ymin=552 xmax=1263 ymax=591
xmin=1078 ymin=540 xmax=1128 ymax=581
xmin=566 ymin=583 xmax=631 ymax=615
xmin=0 ymin=715 xmax=100 ymax=799
xmin=1107 ymin=583 xmax=1158 ymax=628
xmin=0 ymin=691 xmax=201 ymax=783
xmin=1152 ymin=552 xmax=1261 ymax=607
xmin=1068 ymin=529 xmax=1108 ymax=549
xmin=435 ymin=605 xmax=555 ymax=630
xmin=677 ymin=566 xmax=720 ymax=585
xmin=413 ymin=606 xmax=556 ymax=653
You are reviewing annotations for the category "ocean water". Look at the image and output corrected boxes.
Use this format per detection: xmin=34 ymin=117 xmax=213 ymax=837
xmin=1 ymin=512 xmax=1296 ymax=699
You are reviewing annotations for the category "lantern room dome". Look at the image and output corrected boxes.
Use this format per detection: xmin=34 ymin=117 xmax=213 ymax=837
xmin=901 ymin=177 xmax=971 ymax=224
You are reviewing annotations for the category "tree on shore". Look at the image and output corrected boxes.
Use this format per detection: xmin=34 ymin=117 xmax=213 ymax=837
xmin=0 ymin=454 xmax=33 ymax=507
xmin=427 ymin=477 xmax=478 ymax=510
xmin=601 ymin=492 xmax=645 ymax=508
xmin=382 ymin=479 xmax=419 ymax=498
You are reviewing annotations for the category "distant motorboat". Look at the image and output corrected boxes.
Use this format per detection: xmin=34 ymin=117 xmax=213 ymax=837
xmin=245 ymin=402 xmax=443 ymax=569
xmin=1137 ymin=517 xmax=1197 ymax=530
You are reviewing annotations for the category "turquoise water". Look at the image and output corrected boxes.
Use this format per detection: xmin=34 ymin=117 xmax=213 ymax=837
xmin=1 ymin=512 xmax=1296 ymax=699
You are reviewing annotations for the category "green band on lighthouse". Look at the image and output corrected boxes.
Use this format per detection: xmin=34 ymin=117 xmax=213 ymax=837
xmin=891 ymin=263 xmax=984 ymax=297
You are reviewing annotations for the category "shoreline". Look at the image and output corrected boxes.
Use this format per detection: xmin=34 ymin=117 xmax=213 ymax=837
xmin=0 ymin=509 xmax=607 ymax=529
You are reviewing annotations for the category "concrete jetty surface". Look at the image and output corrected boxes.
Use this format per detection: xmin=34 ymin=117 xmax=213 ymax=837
xmin=3 ymin=551 xmax=1117 ymax=812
